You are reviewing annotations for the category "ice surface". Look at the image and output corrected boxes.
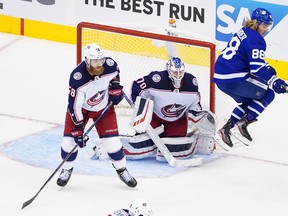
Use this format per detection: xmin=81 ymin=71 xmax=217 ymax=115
xmin=0 ymin=33 xmax=288 ymax=216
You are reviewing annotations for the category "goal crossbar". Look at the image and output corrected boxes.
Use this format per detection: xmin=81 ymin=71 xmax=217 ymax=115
xmin=76 ymin=22 xmax=216 ymax=112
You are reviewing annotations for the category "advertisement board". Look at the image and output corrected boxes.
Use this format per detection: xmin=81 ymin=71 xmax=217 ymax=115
xmin=0 ymin=0 xmax=287 ymax=63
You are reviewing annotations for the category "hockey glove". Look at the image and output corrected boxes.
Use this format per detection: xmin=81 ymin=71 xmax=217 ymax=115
xmin=267 ymin=64 xmax=276 ymax=76
xmin=271 ymin=77 xmax=288 ymax=94
xmin=108 ymin=84 xmax=123 ymax=105
xmin=71 ymin=123 xmax=89 ymax=148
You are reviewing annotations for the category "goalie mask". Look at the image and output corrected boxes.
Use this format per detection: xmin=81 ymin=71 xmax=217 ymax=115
xmin=84 ymin=44 xmax=105 ymax=76
xmin=166 ymin=57 xmax=185 ymax=89
xmin=129 ymin=200 xmax=154 ymax=216
xmin=251 ymin=8 xmax=273 ymax=31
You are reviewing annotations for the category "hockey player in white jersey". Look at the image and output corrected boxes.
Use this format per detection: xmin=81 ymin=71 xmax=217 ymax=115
xmin=213 ymin=8 xmax=288 ymax=149
xmin=108 ymin=200 xmax=154 ymax=216
xmin=57 ymin=44 xmax=137 ymax=188
xmin=123 ymin=57 xmax=216 ymax=161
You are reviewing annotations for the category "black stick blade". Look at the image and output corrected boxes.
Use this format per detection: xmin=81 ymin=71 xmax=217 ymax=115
xmin=22 ymin=194 xmax=37 ymax=210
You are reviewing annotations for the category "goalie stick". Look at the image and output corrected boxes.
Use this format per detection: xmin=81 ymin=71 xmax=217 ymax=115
xmin=123 ymin=92 xmax=203 ymax=167
xmin=21 ymin=101 xmax=113 ymax=210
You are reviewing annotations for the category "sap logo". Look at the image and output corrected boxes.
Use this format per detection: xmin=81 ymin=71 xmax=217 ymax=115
xmin=217 ymin=5 xmax=250 ymax=35
xmin=21 ymin=0 xmax=55 ymax=5
xmin=216 ymin=2 xmax=287 ymax=42
xmin=216 ymin=5 xmax=250 ymax=41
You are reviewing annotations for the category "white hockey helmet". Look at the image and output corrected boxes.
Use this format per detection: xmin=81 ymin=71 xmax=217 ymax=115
xmin=166 ymin=57 xmax=185 ymax=88
xmin=84 ymin=44 xmax=105 ymax=75
xmin=128 ymin=200 xmax=154 ymax=216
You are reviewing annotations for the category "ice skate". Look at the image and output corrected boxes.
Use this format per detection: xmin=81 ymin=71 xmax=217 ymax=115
xmin=57 ymin=167 xmax=73 ymax=187
xmin=116 ymin=167 xmax=137 ymax=188
xmin=233 ymin=118 xmax=257 ymax=145
xmin=216 ymin=119 xmax=233 ymax=150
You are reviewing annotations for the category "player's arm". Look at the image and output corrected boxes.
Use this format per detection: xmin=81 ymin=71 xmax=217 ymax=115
xmin=108 ymin=72 xmax=123 ymax=105
xmin=131 ymin=74 xmax=153 ymax=103
xmin=67 ymin=75 xmax=88 ymax=148
xmin=67 ymin=76 xmax=85 ymax=125
xmin=247 ymin=43 xmax=288 ymax=93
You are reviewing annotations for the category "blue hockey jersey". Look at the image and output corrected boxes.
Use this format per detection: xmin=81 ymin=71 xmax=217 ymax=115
xmin=213 ymin=27 xmax=273 ymax=84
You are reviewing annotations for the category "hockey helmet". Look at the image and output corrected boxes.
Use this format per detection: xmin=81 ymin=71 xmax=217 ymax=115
xmin=251 ymin=8 xmax=273 ymax=27
xmin=84 ymin=44 xmax=105 ymax=75
xmin=166 ymin=57 xmax=185 ymax=89
xmin=128 ymin=200 xmax=154 ymax=216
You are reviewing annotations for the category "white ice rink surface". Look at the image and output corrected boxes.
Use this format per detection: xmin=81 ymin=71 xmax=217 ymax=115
xmin=1 ymin=32 xmax=288 ymax=216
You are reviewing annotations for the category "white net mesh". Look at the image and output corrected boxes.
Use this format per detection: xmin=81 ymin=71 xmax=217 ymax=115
xmin=77 ymin=22 xmax=234 ymax=129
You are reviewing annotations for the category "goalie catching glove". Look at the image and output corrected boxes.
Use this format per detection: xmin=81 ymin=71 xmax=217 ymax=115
xmin=109 ymin=84 xmax=124 ymax=105
xmin=71 ymin=123 xmax=89 ymax=148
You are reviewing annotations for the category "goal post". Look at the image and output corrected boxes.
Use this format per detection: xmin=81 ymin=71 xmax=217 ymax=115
xmin=76 ymin=21 xmax=216 ymax=113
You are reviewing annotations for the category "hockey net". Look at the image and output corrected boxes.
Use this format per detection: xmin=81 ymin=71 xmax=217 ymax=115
xmin=76 ymin=22 xmax=220 ymax=124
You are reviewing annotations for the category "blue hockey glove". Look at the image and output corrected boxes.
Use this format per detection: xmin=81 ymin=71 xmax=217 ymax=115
xmin=71 ymin=123 xmax=89 ymax=148
xmin=109 ymin=84 xmax=123 ymax=105
xmin=267 ymin=64 xmax=276 ymax=76
xmin=272 ymin=78 xmax=288 ymax=94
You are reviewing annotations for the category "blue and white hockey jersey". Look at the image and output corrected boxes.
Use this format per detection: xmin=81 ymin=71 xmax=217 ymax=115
xmin=213 ymin=27 xmax=274 ymax=84
xmin=131 ymin=70 xmax=202 ymax=122
xmin=68 ymin=57 xmax=120 ymax=124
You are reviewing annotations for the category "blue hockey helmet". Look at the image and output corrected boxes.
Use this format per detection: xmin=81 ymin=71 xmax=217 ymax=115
xmin=251 ymin=8 xmax=273 ymax=26
xmin=166 ymin=57 xmax=185 ymax=88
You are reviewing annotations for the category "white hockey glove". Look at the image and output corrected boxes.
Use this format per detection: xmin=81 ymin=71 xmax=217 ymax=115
xmin=188 ymin=110 xmax=216 ymax=135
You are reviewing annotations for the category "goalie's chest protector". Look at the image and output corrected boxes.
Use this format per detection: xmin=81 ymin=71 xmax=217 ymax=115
xmin=142 ymin=71 xmax=200 ymax=121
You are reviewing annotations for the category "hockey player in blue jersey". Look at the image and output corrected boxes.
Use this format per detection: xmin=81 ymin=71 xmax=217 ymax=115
xmin=108 ymin=200 xmax=153 ymax=216
xmin=213 ymin=8 xmax=288 ymax=149
xmin=57 ymin=44 xmax=137 ymax=188
xmin=123 ymin=57 xmax=216 ymax=161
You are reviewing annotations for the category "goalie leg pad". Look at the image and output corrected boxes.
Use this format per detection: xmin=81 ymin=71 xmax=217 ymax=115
xmin=195 ymin=134 xmax=216 ymax=155
xmin=156 ymin=136 xmax=197 ymax=162
xmin=121 ymin=127 xmax=164 ymax=159
xmin=126 ymin=139 xmax=157 ymax=159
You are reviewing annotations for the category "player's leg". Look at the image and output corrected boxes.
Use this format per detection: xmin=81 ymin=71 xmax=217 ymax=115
xmin=235 ymin=88 xmax=275 ymax=141
xmin=217 ymin=77 xmax=273 ymax=145
xmin=96 ymin=106 xmax=137 ymax=188
xmin=57 ymin=111 xmax=79 ymax=187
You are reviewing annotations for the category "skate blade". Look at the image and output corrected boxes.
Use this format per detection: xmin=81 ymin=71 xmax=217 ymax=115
xmin=230 ymin=128 xmax=252 ymax=146
xmin=214 ymin=133 xmax=232 ymax=151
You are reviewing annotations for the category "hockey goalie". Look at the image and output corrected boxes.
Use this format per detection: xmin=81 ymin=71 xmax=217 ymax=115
xmin=93 ymin=57 xmax=216 ymax=163
xmin=121 ymin=57 xmax=216 ymax=162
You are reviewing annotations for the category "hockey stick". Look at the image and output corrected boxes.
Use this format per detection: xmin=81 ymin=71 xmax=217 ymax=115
xmin=123 ymin=92 xmax=203 ymax=167
xmin=21 ymin=101 xmax=113 ymax=210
